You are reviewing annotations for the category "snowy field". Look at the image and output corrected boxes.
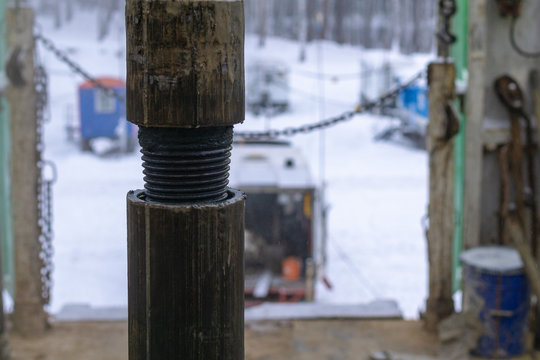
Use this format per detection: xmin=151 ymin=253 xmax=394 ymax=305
xmin=36 ymin=10 xmax=433 ymax=319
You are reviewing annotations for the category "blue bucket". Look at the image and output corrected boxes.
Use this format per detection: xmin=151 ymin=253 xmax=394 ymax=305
xmin=461 ymin=246 xmax=530 ymax=358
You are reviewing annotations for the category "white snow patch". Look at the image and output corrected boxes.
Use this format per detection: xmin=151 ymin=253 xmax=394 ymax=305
xmin=37 ymin=9 xmax=433 ymax=319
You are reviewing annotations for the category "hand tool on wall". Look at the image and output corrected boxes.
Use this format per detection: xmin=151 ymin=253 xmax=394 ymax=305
xmin=495 ymin=75 xmax=538 ymax=255
xmin=529 ymin=70 xmax=540 ymax=144
xmin=496 ymin=75 xmax=540 ymax=349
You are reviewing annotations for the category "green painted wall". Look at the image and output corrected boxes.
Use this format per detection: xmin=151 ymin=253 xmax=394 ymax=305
xmin=0 ymin=3 xmax=14 ymax=296
xmin=451 ymin=0 xmax=468 ymax=293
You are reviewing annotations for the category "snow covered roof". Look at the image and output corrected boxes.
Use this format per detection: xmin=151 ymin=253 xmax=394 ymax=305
xmin=229 ymin=141 xmax=313 ymax=189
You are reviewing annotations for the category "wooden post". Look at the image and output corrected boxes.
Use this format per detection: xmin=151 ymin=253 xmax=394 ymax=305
xmin=462 ymin=0 xmax=487 ymax=250
xmin=126 ymin=1 xmax=245 ymax=358
xmin=425 ymin=62 xmax=456 ymax=331
xmin=7 ymin=7 xmax=48 ymax=336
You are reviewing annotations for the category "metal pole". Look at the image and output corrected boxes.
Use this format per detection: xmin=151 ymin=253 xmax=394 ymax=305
xmin=126 ymin=1 xmax=245 ymax=358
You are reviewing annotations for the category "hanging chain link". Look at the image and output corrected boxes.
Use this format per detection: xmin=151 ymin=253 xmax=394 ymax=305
xmin=35 ymin=63 xmax=56 ymax=305
xmin=35 ymin=33 xmax=125 ymax=103
xmin=436 ymin=0 xmax=457 ymax=47
xmin=235 ymin=70 xmax=425 ymax=140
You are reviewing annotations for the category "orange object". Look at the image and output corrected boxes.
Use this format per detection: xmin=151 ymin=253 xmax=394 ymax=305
xmin=79 ymin=77 xmax=125 ymax=89
xmin=282 ymin=256 xmax=302 ymax=281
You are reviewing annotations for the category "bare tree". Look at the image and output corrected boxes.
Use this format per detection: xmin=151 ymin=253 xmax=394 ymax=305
xmin=360 ymin=0 xmax=375 ymax=48
xmin=257 ymin=0 xmax=267 ymax=47
xmin=298 ymin=0 xmax=308 ymax=61
xmin=65 ymin=0 xmax=73 ymax=22
xmin=53 ymin=0 xmax=61 ymax=29
xmin=399 ymin=0 xmax=415 ymax=54
xmin=97 ymin=0 xmax=120 ymax=40
xmin=321 ymin=0 xmax=330 ymax=39
xmin=306 ymin=0 xmax=317 ymax=41
xmin=333 ymin=0 xmax=346 ymax=44
xmin=243 ymin=0 xmax=436 ymax=54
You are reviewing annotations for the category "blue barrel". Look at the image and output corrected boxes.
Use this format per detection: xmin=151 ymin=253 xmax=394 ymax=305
xmin=461 ymin=246 xmax=530 ymax=358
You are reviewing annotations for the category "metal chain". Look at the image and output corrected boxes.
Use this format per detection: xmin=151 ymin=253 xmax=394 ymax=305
xmin=436 ymin=0 xmax=457 ymax=47
xmin=35 ymin=63 xmax=56 ymax=305
xmin=235 ymin=70 xmax=425 ymax=140
xmin=36 ymin=31 xmax=425 ymax=140
xmin=35 ymin=33 xmax=125 ymax=103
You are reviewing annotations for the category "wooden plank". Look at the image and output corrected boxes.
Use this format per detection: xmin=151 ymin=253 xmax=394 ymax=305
xmin=508 ymin=219 xmax=540 ymax=307
xmin=7 ymin=8 xmax=48 ymax=336
xmin=424 ymin=62 xmax=456 ymax=331
xmin=531 ymin=70 xmax=540 ymax=142
xmin=245 ymin=300 xmax=402 ymax=322
xmin=463 ymin=0 xmax=488 ymax=250
xmin=530 ymin=70 xmax=540 ymax=259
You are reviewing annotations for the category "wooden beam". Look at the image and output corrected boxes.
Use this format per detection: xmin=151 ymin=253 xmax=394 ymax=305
xmin=463 ymin=0 xmax=488 ymax=250
xmin=425 ymin=62 xmax=456 ymax=331
xmin=508 ymin=219 xmax=540 ymax=306
xmin=7 ymin=7 xmax=48 ymax=336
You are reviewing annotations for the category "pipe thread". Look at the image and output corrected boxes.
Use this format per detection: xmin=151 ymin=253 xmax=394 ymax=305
xmin=139 ymin=126 xmax=233 ymax=203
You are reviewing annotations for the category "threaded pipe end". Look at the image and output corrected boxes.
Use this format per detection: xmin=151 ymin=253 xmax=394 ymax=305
xmin=139 ymin=126 xmax=233 ymax=203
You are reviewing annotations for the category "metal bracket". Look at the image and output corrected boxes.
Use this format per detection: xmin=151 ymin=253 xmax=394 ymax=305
xmin=5 ymin=46 xmax=26 ymax=87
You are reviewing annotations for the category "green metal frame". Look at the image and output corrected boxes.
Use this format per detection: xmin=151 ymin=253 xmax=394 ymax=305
xmin=450 ymin=0 xmax=468 ymax=293
xmin=0 ymin=3 xmax=14 ymax=296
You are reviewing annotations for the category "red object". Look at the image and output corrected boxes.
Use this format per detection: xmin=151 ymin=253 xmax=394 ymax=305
xmin=282 ymin=256 xmax=302 ymax=281
xmin=79 ymin=76 xmax=125 ymax=89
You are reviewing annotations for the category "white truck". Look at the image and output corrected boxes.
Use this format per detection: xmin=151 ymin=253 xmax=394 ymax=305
xmin=230 ymin=139 xmax=326 ymax=305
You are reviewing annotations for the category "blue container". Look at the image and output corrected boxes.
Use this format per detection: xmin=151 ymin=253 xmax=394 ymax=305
xmin=461 ymin=246 xmax=530 ymax=358
xmin=398 ymin=85 xmax=429 ymax=119
xmin=78 ymin=77 xmax=132 ymax=140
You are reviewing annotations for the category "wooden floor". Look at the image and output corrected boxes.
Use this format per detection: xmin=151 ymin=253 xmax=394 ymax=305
xmin=245 ymin=319 xmax=438 ymax=360
xmin=10 ymin=321 xmax=127 ymax=360
xmin=8 ymin=319 xmax=439 ymax=360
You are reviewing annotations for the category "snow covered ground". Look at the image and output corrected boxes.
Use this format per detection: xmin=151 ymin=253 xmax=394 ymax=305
xmin=36 ymin=10 xmax=433 ymax=319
